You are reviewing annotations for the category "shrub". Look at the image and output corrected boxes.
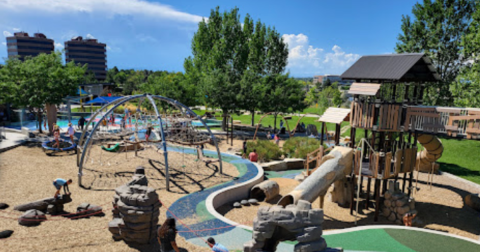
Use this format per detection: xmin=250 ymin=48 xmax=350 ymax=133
xmin=246 ymin=140 xmax=282 ymax=162
xmin=283 ymin=137 xmax=321 ymax=159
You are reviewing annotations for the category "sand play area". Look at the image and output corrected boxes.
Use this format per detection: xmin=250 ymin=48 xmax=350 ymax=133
xmin=0 ymin=142 xmax=238 ymax=252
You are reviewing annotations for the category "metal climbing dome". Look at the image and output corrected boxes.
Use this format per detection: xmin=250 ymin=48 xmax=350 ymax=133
xmin=76 ymin=94 xmax=222 ymax=191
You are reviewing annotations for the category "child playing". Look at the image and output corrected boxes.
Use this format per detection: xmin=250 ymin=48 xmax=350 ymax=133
xmin=67 ymin=123 xmax=75 ymax=143
xmin=52 ymin=125 xmax=61 ymax=149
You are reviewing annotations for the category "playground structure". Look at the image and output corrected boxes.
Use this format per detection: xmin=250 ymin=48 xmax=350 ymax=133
xmin=76 ymin=94 xmax=222 ymax=191
xmin=244 ymin=53 xmax=480 ymax=251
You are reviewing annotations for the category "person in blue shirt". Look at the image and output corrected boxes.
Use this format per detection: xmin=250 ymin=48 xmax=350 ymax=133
xmin=207 ymin=237 xmax=229 ymax=252
xmin=53 ymin=178 xmax=72 ymax=198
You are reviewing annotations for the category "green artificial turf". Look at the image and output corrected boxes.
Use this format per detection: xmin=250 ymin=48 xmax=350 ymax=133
xmin=384 ymin=228 xmax=480 ymax=252
xmin=324 ymin=229 xmax=414 ymax=251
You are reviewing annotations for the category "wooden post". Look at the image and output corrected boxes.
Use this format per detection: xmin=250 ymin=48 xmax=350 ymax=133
xmin=320 ymin=122 xmax=325 ymax=146
xmin=408 ymin=131 xmax=418 ymax=197
xmin=350 ymin=174 xmax=356 ymax=215
xmin=335 ymin=124 xmax=340 ymax=145
xmin=374 ymin=179 xmax=381 ymax=221
xmin=365 ymin=178 xmax=371 ymax=209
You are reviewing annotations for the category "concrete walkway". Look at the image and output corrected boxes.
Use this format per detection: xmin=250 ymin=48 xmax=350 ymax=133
xmin=0 ymin=130 xmax=29 ymax=152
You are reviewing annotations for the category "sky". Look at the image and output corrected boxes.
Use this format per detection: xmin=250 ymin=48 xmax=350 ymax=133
xmin=0 ymin=0 xmax=419 ymax=77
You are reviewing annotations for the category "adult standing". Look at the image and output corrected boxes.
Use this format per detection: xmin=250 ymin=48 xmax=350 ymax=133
xmin=157 ymin=217 xmax=180 ymax=252
xmin=78 ymin=116 xmax=86 ymax=131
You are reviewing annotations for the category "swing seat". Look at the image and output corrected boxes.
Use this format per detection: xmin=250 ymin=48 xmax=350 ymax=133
xmin=101 ymin=143 xmax=121 ymax=152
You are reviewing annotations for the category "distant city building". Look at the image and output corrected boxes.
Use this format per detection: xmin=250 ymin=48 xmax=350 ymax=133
xmin=312 ymin=74 xmax=354 ymax=86
xmin=6 ymin=32 xmax=54 ymax=60
xmin=65 ymin=36 xmax=107 ymax=81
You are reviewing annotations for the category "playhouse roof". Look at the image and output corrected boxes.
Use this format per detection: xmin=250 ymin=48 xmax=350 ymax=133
xmin=318 ymin=107 xmax=351 ymax=124
xmin=340 ymin=53 xmax=441 ymax=82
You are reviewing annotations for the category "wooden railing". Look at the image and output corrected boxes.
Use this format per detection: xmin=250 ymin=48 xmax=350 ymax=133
xmin=350 ymin=102 xmax=402 ymax=131
xmin=405 ymin=106 xmax=480 ymax=138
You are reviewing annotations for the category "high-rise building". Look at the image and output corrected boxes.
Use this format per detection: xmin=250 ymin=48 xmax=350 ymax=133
xmin=6 ymin=32 xmax=54 ymax=60
xmin=65 ymin=36 xmax=107 ymax=81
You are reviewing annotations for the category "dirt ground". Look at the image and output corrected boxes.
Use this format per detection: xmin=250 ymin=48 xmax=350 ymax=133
xmin=220 ymin=174 xmax=480 ymax=240
xmin=0 ymin=142 xmax=238 ymax=252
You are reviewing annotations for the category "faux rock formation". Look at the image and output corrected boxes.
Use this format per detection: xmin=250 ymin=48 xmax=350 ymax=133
xmin=233 ymin=202 xmax=241 ymax=208
xmin=382 ymin=182 xmax=417 ymax=225
xmin=18 ymin=209 xmax=46 ymax=226
xmin=109 ymin=167 xmax=161 ymax=244
xmin=251 ymin=180 xmax=280 ymax=202
xmin=0 ymin=230 xmax=14 ymax=239
xmin=244 ymin=200 xmax=326 ymax=252
xmin=465 ymin=194 xmax=480 ymax=212
xmin=14 ymin=194 xmax=72 ymax=215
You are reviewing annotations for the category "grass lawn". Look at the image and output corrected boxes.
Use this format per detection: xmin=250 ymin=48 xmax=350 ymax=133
xmin=437 ymin=137 xmax=480 ymax=184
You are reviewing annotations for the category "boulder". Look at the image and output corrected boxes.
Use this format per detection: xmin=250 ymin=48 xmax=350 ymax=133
xmin=241 ymin=200 xmax=250 ymax=206
xmin=284 ymin=158 xmax=306 ymax=169
xmin=76 ymin=203 xmax=103 ymax=217
xmin=0 ymin=203 xmax=9 ymax=210
xmin=18 ymin=209 xmax=46 ymax=226
xmin=249 ymin=199 xmax=259 ymax=205
xmin=0 ymin=230 xmax=14 ymax=239
xmin=233 ymin=202 xmax=241 ymax=208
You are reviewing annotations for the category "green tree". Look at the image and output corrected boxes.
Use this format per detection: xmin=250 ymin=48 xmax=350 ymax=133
xmin=186 ymin=6 xmax=289 ymax=128
xmin=0 ymin=52 xmax=86 ymax=133
xmin=395 ymin=0 xmax=477 ymax=106
xmin=258 ymin=74 xmax=307 ymax=130
xmin=304 ymin=86 xmax=319 ymax=105
xmin=322 ymin=78 xmax=332 ymax=90
xmin=451 ymin=10 xmax=480 ymax=107
xmin=124 ymin=70 xmax=145 ymax=95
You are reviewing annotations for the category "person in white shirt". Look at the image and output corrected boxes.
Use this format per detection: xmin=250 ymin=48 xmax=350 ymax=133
xmin=67 ymin=123 xmax=75 ymax=143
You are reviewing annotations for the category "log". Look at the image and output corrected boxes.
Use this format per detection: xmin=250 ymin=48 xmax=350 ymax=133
xmin=277 ymin=147 xmax=353 ymax=206
xmin=251 ymin=180 xmax=280 ymax=202
xmin=14 ymin=194 xmax=72 ymax=212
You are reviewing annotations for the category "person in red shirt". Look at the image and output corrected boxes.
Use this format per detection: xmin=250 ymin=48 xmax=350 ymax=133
xmin=249 ymin=149 xmax=258 ymax=162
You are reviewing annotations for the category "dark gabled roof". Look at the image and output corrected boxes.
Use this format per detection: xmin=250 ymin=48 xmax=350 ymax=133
xmin=340 ymin=53 xmax=441 ymax=82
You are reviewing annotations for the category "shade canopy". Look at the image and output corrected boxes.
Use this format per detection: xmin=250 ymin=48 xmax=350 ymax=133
xmin=318 ymin=108 xmax=351 ymax=124
xmin=348 ymin=83 xmax=381 ymax=96
xmin=84 ymin=96 xmax=123 ymax=105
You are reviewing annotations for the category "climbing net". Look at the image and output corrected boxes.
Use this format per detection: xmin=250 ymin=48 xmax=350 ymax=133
xmin=77 ymin=94 xmax=223 ymax=192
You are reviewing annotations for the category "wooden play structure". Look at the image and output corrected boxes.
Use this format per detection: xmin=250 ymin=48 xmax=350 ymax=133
xmin=338 ymin=53 xmax=446 ymax=221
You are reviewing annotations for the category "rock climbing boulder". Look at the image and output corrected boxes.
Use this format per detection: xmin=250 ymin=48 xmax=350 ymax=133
xmin=244 ymin=200 xmax=326 ymax=252
xmin=0 ymin=230 xmax=14 ymax=239
xmin=18 ymin=209 xmax=46 ymax=226
xmin=233 ymin=202 xmax=241 ymax=208
xmin=0 ymin=203 xmax=9 ymax=210
xmin=76 ymin=203 xmax=103 ymax=217
xmin=109 ymin=171 xmax=161 ymax=244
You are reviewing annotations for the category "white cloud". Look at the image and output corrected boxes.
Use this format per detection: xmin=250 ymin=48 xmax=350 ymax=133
xmin=12 ymin=27 xmax=20 ymax=31
xmin=55 ymin=42 xmax=64 ymax=49
xmin=136 ymin=33 xmax=157 ymax=42
xmin=106 ymin=45 xmax=111 ymax=50
xmin=3 ymin=31 xmax=12 ymax=37
xmin=282 ymin=33 xmax=360 ymax=76
xmin=1 ymin=42 xmax=6 ymax=46
xmin=0 ymin=0 xmax=204 ymax=23
xmin=86 ymin=33 xmax=95 ymax=39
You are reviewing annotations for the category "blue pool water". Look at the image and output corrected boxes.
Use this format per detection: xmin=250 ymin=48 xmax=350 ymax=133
xmin=7 ymin=117 xmax=222 ymax=131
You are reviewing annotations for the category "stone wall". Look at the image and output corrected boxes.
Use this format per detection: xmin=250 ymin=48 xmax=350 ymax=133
xmin=382 ymin=182 xmax=416 ymax=225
